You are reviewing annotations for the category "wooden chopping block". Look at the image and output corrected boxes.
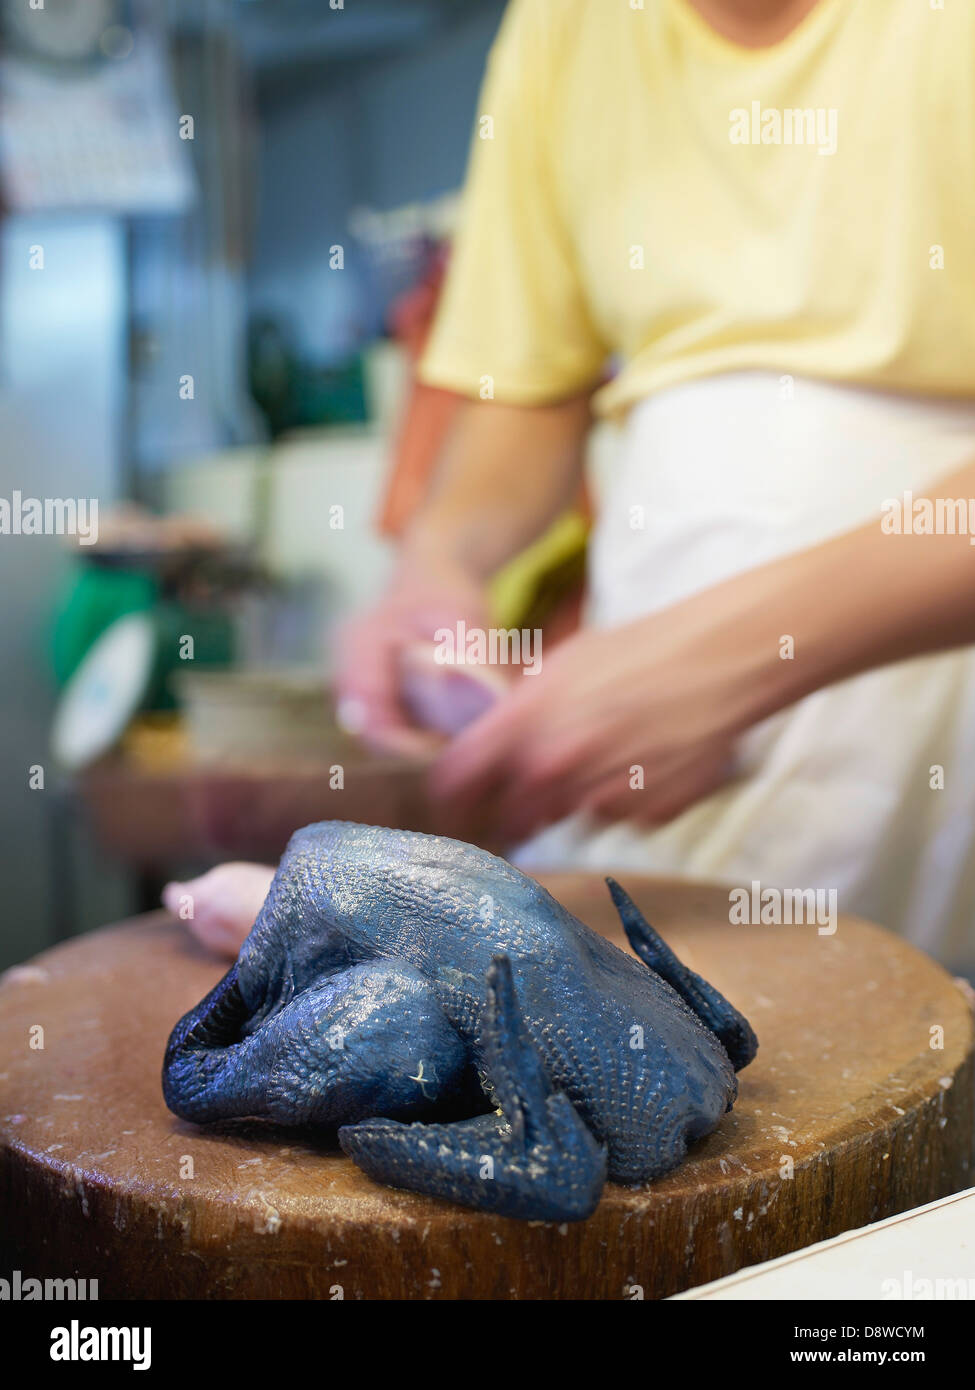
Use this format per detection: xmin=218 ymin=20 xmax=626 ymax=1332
xmin=1 ymin=874 xmax=972 ymax=1300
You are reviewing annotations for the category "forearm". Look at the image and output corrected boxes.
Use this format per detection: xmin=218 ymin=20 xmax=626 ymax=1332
xmin=400 ymin=393 xmax=592 ymax=580
xmin=710 ymin=457 xmax=975 ymax=732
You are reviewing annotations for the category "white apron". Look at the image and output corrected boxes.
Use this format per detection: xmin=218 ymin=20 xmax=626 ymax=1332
xmin=514 ymin=372 xmax=975 ymax=974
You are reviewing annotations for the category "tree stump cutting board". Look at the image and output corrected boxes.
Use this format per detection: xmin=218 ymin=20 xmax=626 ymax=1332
xmin=1 ymin=874 xmax=972 ymax=1300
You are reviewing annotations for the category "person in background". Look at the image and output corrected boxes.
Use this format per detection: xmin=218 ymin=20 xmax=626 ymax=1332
xmin=178 ymin=0 xmax=975 ymax=977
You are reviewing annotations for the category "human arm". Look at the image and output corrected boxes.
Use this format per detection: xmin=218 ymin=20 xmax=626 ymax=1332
xmin=336 ymin=393 xmax=593 ymax=756
xmin=433 ymin=456 xmax=975 ymax=837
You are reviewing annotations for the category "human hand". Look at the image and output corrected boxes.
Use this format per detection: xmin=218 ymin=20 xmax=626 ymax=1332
xmin=336 ymin=555 xmax=492 ymax=758
xmin=431 ymin=594 xmax=768 ymax=841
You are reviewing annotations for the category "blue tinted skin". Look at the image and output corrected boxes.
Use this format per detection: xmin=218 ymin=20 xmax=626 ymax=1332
xmin=163 ymin=822 xmax=757 ymax=1222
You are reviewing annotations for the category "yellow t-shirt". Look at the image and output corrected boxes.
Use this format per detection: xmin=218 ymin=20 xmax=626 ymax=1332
xmin=419 ymin=0 xmax=975 ymax=419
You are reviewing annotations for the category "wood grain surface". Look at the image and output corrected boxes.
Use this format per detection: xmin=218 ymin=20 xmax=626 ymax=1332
xmin=1 ymin=874 xmax=972 ymax=1300
xmin=81 ymin=755 xmax=502 ymax=865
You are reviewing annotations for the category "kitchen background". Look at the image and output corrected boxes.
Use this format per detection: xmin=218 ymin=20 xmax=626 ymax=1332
xmin=0 ymin=0 xmax=533 ymax=969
